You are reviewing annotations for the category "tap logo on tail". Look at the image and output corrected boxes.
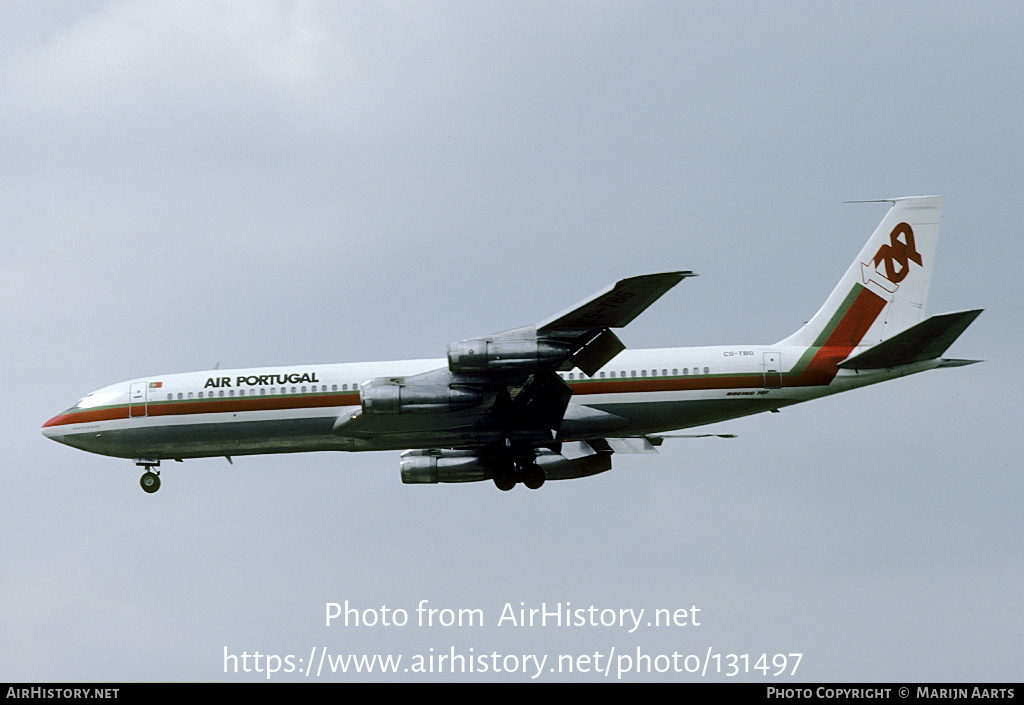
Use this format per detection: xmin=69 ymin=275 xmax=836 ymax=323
xmin=861 ymin=222 xmax=922 ymax=294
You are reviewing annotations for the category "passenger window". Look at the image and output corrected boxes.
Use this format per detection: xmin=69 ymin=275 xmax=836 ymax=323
xmin=673 ymin=368 xmax=678 ymax=375
xmin=703 ymin=367 xmax=709 ymax=374
xmin=167 ymin=394 xmax=173 ymax=400
xmin=599 ymin=371 xmax=605 ymax=378
xmin=187 ymin=392 xmax=194 ymax=399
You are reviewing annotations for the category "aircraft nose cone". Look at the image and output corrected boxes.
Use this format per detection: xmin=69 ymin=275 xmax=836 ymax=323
xmin=41 ymin=414 xmax=67 ymax=443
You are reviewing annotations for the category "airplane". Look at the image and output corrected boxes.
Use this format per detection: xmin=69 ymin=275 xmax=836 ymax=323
xmin=42 ymin=195 xmax=982 ymax=493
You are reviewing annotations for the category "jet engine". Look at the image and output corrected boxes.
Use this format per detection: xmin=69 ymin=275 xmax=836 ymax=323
xmin=447 ymin=337 xmax=569 ymax=373
xmin=400 ymin=448 xmax=612 ymax=486
xmin=360 ymin=379 xmax=481 ymax=414
xmin=400 ymin=450 xmax=491 ymax=483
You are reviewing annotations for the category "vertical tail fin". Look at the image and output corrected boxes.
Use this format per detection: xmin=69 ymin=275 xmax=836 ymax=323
xmin=776 ymin=196 xmax=944 ymax=349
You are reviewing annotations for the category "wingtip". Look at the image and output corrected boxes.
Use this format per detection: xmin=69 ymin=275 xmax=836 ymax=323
xmin=843 ymin=195 xmax=944 ymax=205
xmin=656 ymin=270 xmax=698 ymax=281
xmin=937 ymin=358 xmax=984 ymax=368
xmin=638 ymin=270 xmax=697 ymax=279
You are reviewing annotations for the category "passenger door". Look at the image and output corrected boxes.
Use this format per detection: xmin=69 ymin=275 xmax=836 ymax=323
xmin=763 ymin=353 xmax=782 ymax=389
xmin=129 ymin=382 xmax=148 ymax=417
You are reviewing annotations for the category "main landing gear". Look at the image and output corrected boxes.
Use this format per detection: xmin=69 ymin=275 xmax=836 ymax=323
xmin=490 ymin=443 xmax=546 ymax=492
xmin=493 ymin=464 xmax=545 ymax=491
xmin=136 ymin=458 xmax=161 ymax=493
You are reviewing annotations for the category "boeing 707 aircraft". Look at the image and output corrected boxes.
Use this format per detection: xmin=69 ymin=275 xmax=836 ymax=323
xmin=42 ymin=196 xmax=981 ymax=493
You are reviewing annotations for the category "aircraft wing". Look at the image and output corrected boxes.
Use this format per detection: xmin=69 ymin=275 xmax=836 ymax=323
xmin=536 ymin=271 xmax=695 ymax=336
xmin=536 ymin=271 xmax=696 ymax=375
xmin=445 ymin=271 xmax=693 ymax=378
xmin=335 ymin=272 xmax=693 ymax=446
xmin=529 ymin=271 xmax=693 ymax=376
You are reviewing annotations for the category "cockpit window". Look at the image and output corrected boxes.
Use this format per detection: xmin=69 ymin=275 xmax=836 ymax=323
xmin=74 ymin=391 xmax=120 ymax=409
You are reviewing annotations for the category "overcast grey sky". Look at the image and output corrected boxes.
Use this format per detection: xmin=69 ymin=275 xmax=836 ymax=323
xmin=2 ymin=1 xmax=1020 ymax=682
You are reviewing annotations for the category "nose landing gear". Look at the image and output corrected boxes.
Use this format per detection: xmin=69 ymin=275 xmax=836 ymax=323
xmin=135 ymin=458 xmax=161 ymax=493
xmin=140 ymin=470 xmax=161 ymax=493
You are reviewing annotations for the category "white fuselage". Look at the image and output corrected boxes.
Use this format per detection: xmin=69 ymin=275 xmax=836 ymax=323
xmin=41 ymin=344 xmax=927 ymax=461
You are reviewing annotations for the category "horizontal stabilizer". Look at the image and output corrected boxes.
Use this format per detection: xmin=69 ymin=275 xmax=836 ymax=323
xmin=838 ymin=309 xmax=983 ymax=370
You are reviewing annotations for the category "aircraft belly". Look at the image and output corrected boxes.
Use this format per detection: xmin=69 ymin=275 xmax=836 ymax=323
xmin=61 ymin=414 xmax=346 ymax=459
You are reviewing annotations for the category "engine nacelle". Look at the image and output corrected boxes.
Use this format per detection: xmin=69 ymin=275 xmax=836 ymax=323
xmin=400 ymin=450 xmax=490 ymax=483
xmin=361 ymin=379 xmax=481 ymax=414
xmin=447 ymin=337 xmax=568 ymax=373
xmin=399 ymin=448 xmax=612 ymax=484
